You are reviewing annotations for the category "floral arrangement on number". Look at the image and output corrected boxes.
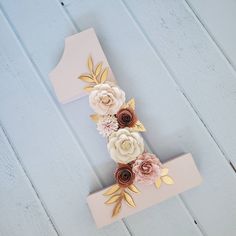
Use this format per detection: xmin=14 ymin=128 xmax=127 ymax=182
xmin=79 ymin=56 xmax=174 ymax=217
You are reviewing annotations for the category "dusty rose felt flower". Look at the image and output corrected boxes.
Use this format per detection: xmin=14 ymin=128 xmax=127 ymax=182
xmin=114 ymin=164 xmax=135 ymax=188
xmin=89 ymin=83 xmax=125 ymax=115
xmin=97 ymin=115 xmax=119 ymax=137
xmin=132 ymin=153 xmax=162 ymax=185
xmin=116 ymin=107 xmax=137 ymax=128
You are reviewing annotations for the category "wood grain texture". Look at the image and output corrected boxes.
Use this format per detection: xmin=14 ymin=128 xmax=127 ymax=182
xmin=0 ymin=8 xmax=130 ymax=236
xmin=186 ymin=0 xmax=236 ymax=69
xmin=123 ymin=0 xmax=236 ymax=168
xmin=0 ymin=127 xmax=58 ymax=236
xmin=0 ymin=0 xmax=235 ymax=235
xmin=64 ymin=1 xmax=236 ymax=235
xmin=0 ymin=1 xmax=202 ymax=236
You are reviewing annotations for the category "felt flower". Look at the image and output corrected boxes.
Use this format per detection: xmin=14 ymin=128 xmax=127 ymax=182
xmin=132 ymin=153 xmax=162 ymax=185
xmin=114 ymin=164 xmax=135 ymax=188
xmin=107 ymin=128 xmax=144 ymax=164
xmin=97 ymin=115 xmax=119 ymax=137
xmin=116 ymin=107 xmax=137 ymax=128
xmin=89 ymin=83 xmax=125 ymax=115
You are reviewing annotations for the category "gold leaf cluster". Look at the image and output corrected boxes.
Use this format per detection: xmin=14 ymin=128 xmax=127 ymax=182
xmin=78 ymin=56 xmax=109 ymax=91
xmin=103 ymin=184 xmax=140 ymax=217
xmin=103 ymin=168 xmax=174 ymax=217
xmin=131 ymin=120 xmax=146 ymax=132
xmin=126 ymin=98 xmax=135 ymax=110
xmin=155 ymin=168 xmax=174 ymax=189
xmin=90 ymin=114 xmax=100 ymax=123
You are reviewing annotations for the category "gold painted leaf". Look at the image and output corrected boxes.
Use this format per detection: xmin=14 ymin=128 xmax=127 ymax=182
xmin=131 ymin=120 xmax=146 ymax=132
xmin=120 ymin=104 xmax=127 ymax=109
xmin=83 ymin=86 xmax=94 ymax=92
xmin=79 ymin=75 xmax=94 ymax=83
xmin=105 ymin=194 xmax=121 ymax=204
xmin=161 ymin=168 xmax=169 ymax=176
xmin=112 ymin=201 xmax=121 ymax=217
xmin=128 ymin=184 xmax=140 ymax=193
xmin=103 ymin=184 xmax=120 ymax=196
xmin=155 ymin=178 xmax=162 ymax=189
xmin=95 ymin=63 xmax=102 ymax=76
xmin=100 ymin=68 xmax=109 ymax=83
xmin=124 ymin=191 xmax=136 ymax=207
xmin=90 ymin=114 xmax=100 ymax=123
xmin=162 ymin=176 xmax=174 ymax=185
xmin=127 ymin=98 xmax=135 ymax=110
xmin=88 ymin=56 xmax=94 ymax=73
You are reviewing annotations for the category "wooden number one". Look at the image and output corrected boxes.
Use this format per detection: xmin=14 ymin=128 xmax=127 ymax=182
xmin=49 ymin=28 xmax=202 ymax=228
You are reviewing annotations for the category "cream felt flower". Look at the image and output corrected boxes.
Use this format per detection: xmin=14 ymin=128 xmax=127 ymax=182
xmin=107 ymin=128 xmax=144 ymax=164
xmin=89 ymin=83 xmax=125 ymax=115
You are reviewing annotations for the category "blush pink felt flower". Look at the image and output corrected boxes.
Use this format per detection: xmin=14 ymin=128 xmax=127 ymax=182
xmin=132 ymin=153 xmax=162 ymax=185
xmin=97 ymin=115 xmax=119 ymax=137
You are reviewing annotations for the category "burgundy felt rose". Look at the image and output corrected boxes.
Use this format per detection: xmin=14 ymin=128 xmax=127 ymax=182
xmin=132 ymin=153 xmax=162 ymax=185
xmin=114 ymin=164 xmax=135 ymax=187
xmin=116 ymin=107 xmax=137 ymax=128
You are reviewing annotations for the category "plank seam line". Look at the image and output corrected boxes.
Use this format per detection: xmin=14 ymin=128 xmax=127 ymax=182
xmin=0 ymin=123 xmax=60 ymax=236
xmin=0 ymin=4 xmax=103 ymax=188
xmin=53 ymin=1 xmax=133 ymax=233
xmin=56 ymin=2 xmax=204 ymax=234
xmin=121 ymin=219 xmax=134 ymax=236
xmin=229 ymin=161 xmax=236 ymax=173
xmin=183 ymin=1 xmax=236 ymax=175
xmin=56 ymin=0 xmax=80 ymax=30
xmin=120 ymin=0 xmax=235 ymax=172
xmin=0 ymin=4 xmax=131 ymax=235
xmin=120 ymin=0 xmax=236 ymax=234
xmin=178 ymin=195 xmax=208 ymax=236
xmin=61 ymin=0 xmax=223 ymax=234
xmin=184 ymin=0 xmax=236 ymax=75
xmin=144 ymin=137 xmax=205 ymax=235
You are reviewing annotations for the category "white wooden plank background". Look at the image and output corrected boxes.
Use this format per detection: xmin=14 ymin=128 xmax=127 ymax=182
xmin=0 ymin=0 xmax=235 ymax=235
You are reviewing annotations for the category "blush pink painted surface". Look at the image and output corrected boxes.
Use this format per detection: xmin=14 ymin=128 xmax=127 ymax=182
xmin=49 ymin=29 xmax=202 ymax=229
xmin=87 ymin=153 xmax=202 ymax=228
xmin=49 ymin=28 xmax=115 ymax=103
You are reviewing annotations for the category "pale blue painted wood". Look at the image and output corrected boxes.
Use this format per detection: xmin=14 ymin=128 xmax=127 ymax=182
xmin=63 ymin=1 xmax=236 ymax=235
xmin=124 ymin=0 xmax=236 ymax=168
xmin=0 ymin=126 xmax=58 ymax=236
xmin=0 ymin=1 xmax=203 ymax=236
xmin=0 ymin=0 xmax=236 ymax=236
xmin=0 ymin=8 xmax=130 ymax=236
xmin=186 ymin=0 xmax=236 ymax=70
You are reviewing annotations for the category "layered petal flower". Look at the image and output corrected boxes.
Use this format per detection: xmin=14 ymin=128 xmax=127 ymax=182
xmin=132 ymin=153 xmax=162 ymax=185
xmin=116 ymin=107 xmax=137 ymax=128
xmin=107 ymin=128 xmax=144 ymax=164
xmin=114 ymin=164 xmax=135 ymax=187
xmin=89 ymin=83 xmax=125 ymax=115
xmin=97 ymin=115 xmax=119 ymax=137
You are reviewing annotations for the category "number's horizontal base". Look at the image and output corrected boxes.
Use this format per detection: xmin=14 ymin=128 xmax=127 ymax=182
xmin=87 ymin=153 xmax=202 ymax=228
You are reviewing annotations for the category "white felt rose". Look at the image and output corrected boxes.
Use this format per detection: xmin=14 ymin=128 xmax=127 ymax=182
xmin=89 ymin=83 xmax=125 ymax=115
xmin=107 ymin=128 xmax=144 ymax=164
